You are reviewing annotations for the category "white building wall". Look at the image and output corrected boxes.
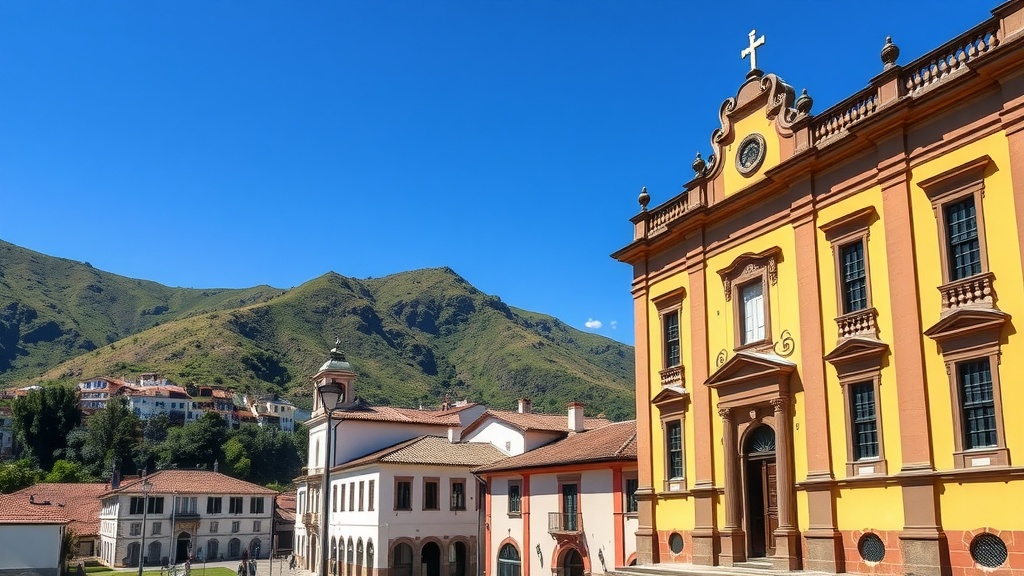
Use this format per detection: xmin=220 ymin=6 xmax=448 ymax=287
xmin=0 ymin=524 xmax=63 ymax=573
xmin=100 ymin=492 xmax=273 ymax=567
xmin=463 ymin=421 xmax=524 ymax=455
xmin=307 ymin=420 xmax=449 ymax=470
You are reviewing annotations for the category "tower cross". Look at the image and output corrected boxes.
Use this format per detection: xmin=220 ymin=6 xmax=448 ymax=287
xmin=741 ymin=29 xmax=766 ymax=72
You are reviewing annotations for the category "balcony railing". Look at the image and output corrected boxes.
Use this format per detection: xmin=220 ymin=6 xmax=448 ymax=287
xmin=939 ymin=272 xmax=995 ymax=314
xmin=659 ymin=366 xmax=683 ymax=388
xmin=548 ymin=512 xmax=583 ymax=534
xmin=836 ymin=307 xmax=879 ymax=341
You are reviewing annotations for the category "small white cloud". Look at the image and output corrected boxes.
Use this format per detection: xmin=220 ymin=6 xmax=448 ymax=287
xmin=610 ymin=321 xmax=618 ymax=330
xmin=585 ymin=318 xmax=603 ymax=329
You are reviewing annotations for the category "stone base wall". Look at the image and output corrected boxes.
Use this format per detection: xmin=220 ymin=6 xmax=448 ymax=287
xmin=836 ymin=530 xmax=903 ymax=575
xmin=653 ymin=530 xmax=694 ymax=564
xmin=944 ymin=529 xmax=1024 ymax=576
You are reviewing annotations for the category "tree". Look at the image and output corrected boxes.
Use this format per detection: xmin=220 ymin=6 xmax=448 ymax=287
xmin=221 ymin=425 xmax=302 ymax=485
xmin=0 ymin=459 xmax=42 ymax=493
xmin=11 ymin=385 xmax=81 ymax=470
xmin=44 ymin=459 xmax=91 ymax=483
xmin=78 ymin=397 xmax=140 ymax=477
xmin=158 ymin=411 xmax=228 ymax=469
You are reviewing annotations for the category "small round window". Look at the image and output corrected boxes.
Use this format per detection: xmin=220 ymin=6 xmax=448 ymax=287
xmin=668 ymin=533 xmax=684 ymax=554
xmin=970 ymin=533 xmax=1007 ymax=568
xmin=857 ymin=533 xmax=885 ymax=563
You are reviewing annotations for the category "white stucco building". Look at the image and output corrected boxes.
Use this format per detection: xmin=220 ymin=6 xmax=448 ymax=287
xmin=98 ymin=470 xmax=276 ymax=567
xmin=473 ymin=420 xmax=639 ymax=576
xmin=0 ymin=491 xmax=69 ymax=576
xmin=294 ymin=345 xmax=492 ymax=576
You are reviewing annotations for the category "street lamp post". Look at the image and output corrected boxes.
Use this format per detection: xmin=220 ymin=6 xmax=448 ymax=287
xmin=317 ymin=380 xmax=345 ymax=576
xmin=138 ymin=479 xmax=153 ymax=576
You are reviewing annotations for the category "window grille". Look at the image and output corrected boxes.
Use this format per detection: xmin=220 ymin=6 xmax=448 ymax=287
xmin=946 ymin=197 xmax=981 ymax=280
xmin=959 ymin=360 xmax=997 ymax=449
xmin=851 ymin=383 xmax=879 ymax=459
xmin=841 ymin=241 xmax=868 ymax=312
xmin=858 ymin=533 xmax=885 ymax=563
xmin=970 ymin=533 xmax=1007 ymax=568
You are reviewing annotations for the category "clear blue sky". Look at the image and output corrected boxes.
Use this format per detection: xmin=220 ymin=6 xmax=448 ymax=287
xmin=0 ymin=1 xmax=991 ymax=346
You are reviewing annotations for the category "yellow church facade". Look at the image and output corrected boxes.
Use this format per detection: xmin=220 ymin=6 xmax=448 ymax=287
xmin=613 ymin=3 xmax=1024 ymax=575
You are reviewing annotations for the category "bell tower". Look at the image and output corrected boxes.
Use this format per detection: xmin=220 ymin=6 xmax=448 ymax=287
xmin=312 ymin=338 xmax=357 ymax=416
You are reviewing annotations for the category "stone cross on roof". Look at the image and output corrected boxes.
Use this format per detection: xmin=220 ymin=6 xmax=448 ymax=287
xmin=741 ymin=29 xmax=766 ymax=72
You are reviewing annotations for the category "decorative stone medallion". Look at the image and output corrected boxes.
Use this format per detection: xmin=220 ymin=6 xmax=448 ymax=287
xmin=736 ymin=133 xmax=767 ymax=176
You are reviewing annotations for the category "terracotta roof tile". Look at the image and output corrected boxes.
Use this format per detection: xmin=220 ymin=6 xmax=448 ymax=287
xmin=474 ymin=420 xmax=637 ymax=473
xmin=467 ymin=409 xmax=610 ymax=434
xmin=275 ymin=494 xmax=296 ymax=523
xmin=107 ymin=470 xmax=278 ymax=496
xmin=10 ymin=483 xmax=107 ymax=534
xmin=329 ymin=404 xmax=459 ymax=426
xmin=0 ymin=493 xmax=69 ymax=524
xmin=334 ymin=436 xmax=505 ymax=472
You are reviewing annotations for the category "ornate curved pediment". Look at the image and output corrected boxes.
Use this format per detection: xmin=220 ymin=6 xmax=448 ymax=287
xmin=699 ymin=73 xmax=809 ymax=181
xmin=716 ymin=246 xmax=781 ymax=301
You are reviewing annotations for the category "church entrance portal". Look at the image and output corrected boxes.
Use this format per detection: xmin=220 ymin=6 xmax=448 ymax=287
xmin=743 ymin=425 xmax=778 ymax=558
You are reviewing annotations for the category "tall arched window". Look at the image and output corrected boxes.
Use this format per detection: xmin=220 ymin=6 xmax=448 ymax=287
xmin=330 ymin=537 xmax=338 ymax=575
xmin=347 ymin=537 xmax=355 ymax=576
xmin=393 ymin=543 xmax=414 ymax=576
xmin=356 ymin=539 xmax=364 ymax=576
xmin=367 ymin=540 xmax=374 ymax=570
xmin=498 ymin=544 xmax=521 ymax=576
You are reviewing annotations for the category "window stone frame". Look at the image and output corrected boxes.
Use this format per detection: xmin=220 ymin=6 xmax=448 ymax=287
xmin=717 ymin=247 xmax=780 ymax=352
xmin=422 ymin=477 xmax=440 ymax=511
xmin=507 ymin=479 xmax=522 ymax=517
xmin=824 ymin=338 xmax=889 ymax=477
xmin=394 ymin=477 xmax=413 ymax=511
xmin=652 ymin=386 xmax=689 ymax=493
xmin=652 ymin=287 xmax=686 ymax=388
xmin=919 ymin=156 xmax=992 ymax=289
xmin=924 ymin=308 xmax=1010 ymax=469
xmin=820 ymin=207 xmax=879 ymax=341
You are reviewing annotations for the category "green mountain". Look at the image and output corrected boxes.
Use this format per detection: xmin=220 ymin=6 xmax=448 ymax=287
xmin=0 ymin=240 xmax=636 ymax=420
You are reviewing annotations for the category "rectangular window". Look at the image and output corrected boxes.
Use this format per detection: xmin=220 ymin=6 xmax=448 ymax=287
xmin=152 ymin=521 xmax=162 ymax=535
xmin=339 ymin=484 xmax=344 ymax=512
xmin=207 ymin=497 xmax=222 ymax=514
xmin=229 ymin=497 xmax=243 ymax=514
xmin=368 ymin=480 xmax=375 ymax=511
xmin=946 ymin=197 xmax=982 ymax=280
xmin=147 ymin=497 xmax=164 ymax=515
xmin=740 ymin=282 xmax=765 ymax=344
xmin=231 ymin=521 xmax=240 ymax=533
xmin=130 ymin=497 xmax=145 ymax=515
xmin=175 ymin=497 xmax=197 ymax=514
xmin=508 ymin=481 xmax=521 ymax=515
xmin=666 ymin=421 xmax=683 ymax=479
xmin=424 ymin=479 xmax=439 ymax=510
xmin=395 ymin=479 xmax=412 ymax=511
xmin=840 ymin=241 xmax=868 ymax=313
xmin=663 ymin=311 xmax=681 ymax=368
xmin=959 ymin=360 xmax=997 ymax=449
xmin=450 ymin=479 xmax=466 ymax=511
xmin=129 ymin=522 xmax=141 ymax=536
xmin=210 ymin=521 xmax=219 ymax=534
xmin=358 ymin=481 xmax=365 ymax=511
xmin=332 ymin=485 xmax=338 ymax=512
xmin=850 ymin=382 xmax=879 ymax=460
xmin=625 ymin=477 xmax=639 ymax=514
xmin=253 ymin=520 xmax=261 ymax=532
xmin=250 ymin=497 xmax=264 ymax=514
xmin=349 ymin=481 xmax=355 ymax=511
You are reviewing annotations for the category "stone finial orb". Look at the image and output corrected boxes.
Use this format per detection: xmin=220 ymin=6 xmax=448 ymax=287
xmin=638 ymin=186 xmax=650 ymax=211
xmin=692 ymin=152 xmax=706 ymax=175
xmin=881 ymin=36 xmax=900 ymax=68
xmin=795 ymin=89 xmax=813 ymax=114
